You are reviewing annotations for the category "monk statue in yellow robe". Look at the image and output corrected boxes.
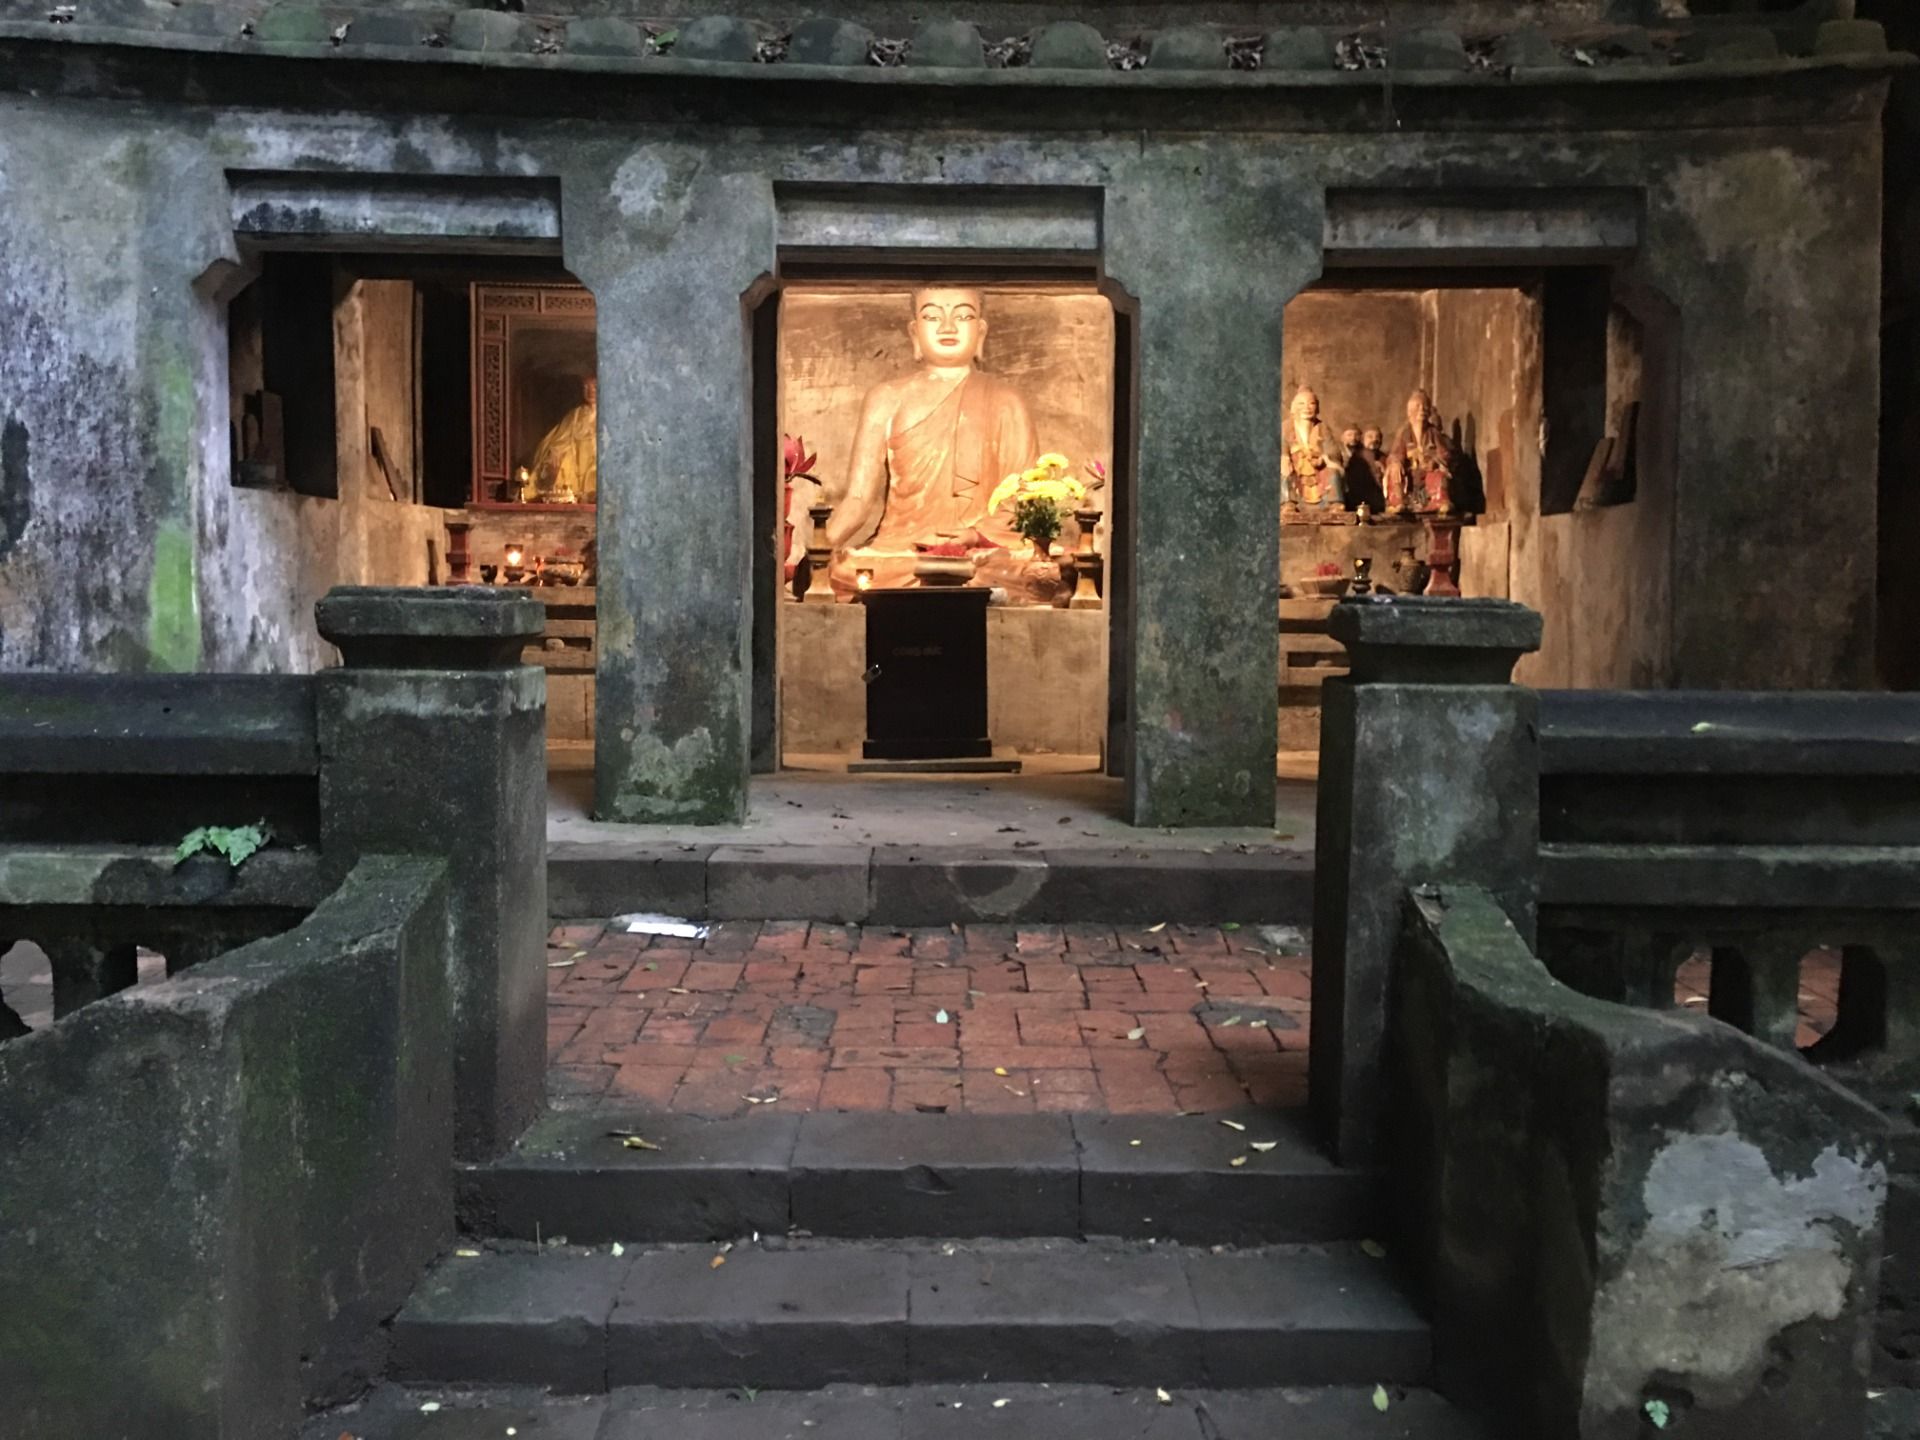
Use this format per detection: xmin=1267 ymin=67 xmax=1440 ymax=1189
xmin=528 ymin=375 xmax=597 ymax=503
xmin=826 ymin=287 xmax=1046 ymax=597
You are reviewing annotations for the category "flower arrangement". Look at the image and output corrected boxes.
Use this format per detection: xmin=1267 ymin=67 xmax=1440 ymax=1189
xmin=987 ymin=453 xmax=1088 ymax=551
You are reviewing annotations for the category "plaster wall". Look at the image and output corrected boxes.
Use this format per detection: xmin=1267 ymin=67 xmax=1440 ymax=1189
xmin=1280 ymin=289 xmax=1427 ymax=447
xmin=198 ymin=275 xmax=444 ymax=672
xmin=0 ymin=66 xmax=1888 ymax=821
xmin=779 ymin=600 xmax=1107 ymax=758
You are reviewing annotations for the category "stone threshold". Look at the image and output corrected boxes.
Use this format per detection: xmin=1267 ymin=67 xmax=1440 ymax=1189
xmin=548 ymin=841 xmax=1313 ymax=923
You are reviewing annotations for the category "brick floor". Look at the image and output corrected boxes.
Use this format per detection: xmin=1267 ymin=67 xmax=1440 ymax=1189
xmin=545 ymin=921 xmax=1310 ymax=1118
xmin=542 ymin=923 xmax=1847 ymax=1120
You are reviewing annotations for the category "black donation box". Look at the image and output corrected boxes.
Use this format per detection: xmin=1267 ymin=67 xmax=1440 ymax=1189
xmin=862 ymin=588 xmax=992 ymax=761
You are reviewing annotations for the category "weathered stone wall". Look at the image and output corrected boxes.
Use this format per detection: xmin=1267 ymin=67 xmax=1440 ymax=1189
xmin=1393 ymin=886 xmax=1890 ymax=1440
xmin=0 ymin=38 xmax=1894 ymax=821
xmin=0 ymin=857 xmax=452 ymax=1438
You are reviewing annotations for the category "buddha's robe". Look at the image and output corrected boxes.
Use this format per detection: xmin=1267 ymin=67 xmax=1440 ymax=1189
xmin=529 ymin=400 xmax=597 ymax=502
xmin=869 ymin=370 xmax=1035 ymax=552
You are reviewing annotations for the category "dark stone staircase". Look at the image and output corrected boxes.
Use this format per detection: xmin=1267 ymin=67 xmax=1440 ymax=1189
xmin=313 ymin=1109 xmax=1491 ymax=1437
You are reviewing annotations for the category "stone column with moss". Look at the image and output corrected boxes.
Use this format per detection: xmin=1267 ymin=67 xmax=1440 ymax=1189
xmin=564 ymin=160 xmax=776 ymax=824
xmin=1105 ymin=173 xmax=1320 ymax=826
xmin=314 ymin=585 xmax=547 ymax=1160
xmin=1310 ymin=596 xmax=1543 ymax=1166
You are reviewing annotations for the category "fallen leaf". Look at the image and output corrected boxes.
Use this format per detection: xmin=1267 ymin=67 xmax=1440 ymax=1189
xmin=1129 ymin=1139 xmax=1143 ymax=1147
xmin=1250 ymin=1020 xmax=1269 ymax=1029
xmin=668 ymin=987 xmax=691 ymax=995
xmin=1690 ymin=721 xmax=1715 ymax=734
xmin=994 ymin=1067 xmax=1010 ymax=1077
xmin=935 ymin=1009 xmax=950 ymax=1024
xmin=1219 ymin=1015 xmax=1243 ymax=1027
xmin=1250 ymin=1141 xmax=1279 ymax=1154
xmin=1221 ymin=922 xmax=1241 ymax=931
xmin=994 ymin=1398 xmax=1009 ymax=1408
xmin=1156 ymin=1388 xmax=1173 ymax=1404
xmin=546 ymin=959 xmax=576 ymax=969
xmin=1147 ymin=922 xmax=1167 ymax=933
xmin=1373 ymin=1385 xmax=1390 ymax=1413
xmin=1361 ymin=1239 xmax=1387 ymax=1259
xmin=454 ymin=1248 xmax=482 ymax=1258
xmin=1126 ymin=1027 xmax=1146 ymax=1041
xmin=1219 ymin=1119 xmax=1247 ymax=1132
xmin=1644 ymin=1398 xmax=1669 ymax=1429
xmin=710 ymin=1254 xmax=727 ymax=1270
xmin=620 ymin=1136 xmax=663 ymax=1151
xmin=611 ymin=1242 xmax=625 ymax=1257
xmin=1229 ymin=1155 xmax=1248 ymax=1168
xmin=420 ymin=1402 xmax=441 ymax=1414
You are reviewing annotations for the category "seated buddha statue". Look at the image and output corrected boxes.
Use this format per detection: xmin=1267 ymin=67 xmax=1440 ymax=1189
xmin=1281 ymin=387 xmax=1345 ymax=513
xmin=826 ymin=287 xmax=1042 ymax=595
xmin=528 ymin=375 xmax=597 ymax=503
xmin=1384 ymin=388 xmax=1459 ymax=515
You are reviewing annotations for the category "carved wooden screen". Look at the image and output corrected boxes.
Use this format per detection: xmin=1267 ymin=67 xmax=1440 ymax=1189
xmin=470 ymin=283 xmax=597 ymax=510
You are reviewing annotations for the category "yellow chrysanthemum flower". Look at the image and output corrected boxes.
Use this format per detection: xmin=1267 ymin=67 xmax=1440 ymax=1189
xmin=987 ymin=475 xmax=1023 ymax=513
xmin=1036 ymin=452 xmax=1071 ymax=472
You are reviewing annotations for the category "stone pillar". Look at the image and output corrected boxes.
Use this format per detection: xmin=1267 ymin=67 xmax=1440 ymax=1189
xmin=1105 ymin=179 xmax=1320 ymax=826
xmin=565 ymin=162 xmax=776 ymax=824
xmin=1310 ymin=596 xmax=1543 ymax=1166
xmin=314 ymin=586 xmax=548 ymax=1161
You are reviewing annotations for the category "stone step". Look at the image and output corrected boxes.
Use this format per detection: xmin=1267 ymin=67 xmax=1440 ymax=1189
xmin=388 ymin=1238 xmax=1432 ymax=1394
xmin=458 ymin=1110 xmax=1379 ymax=1245
xmin=546 ymin=841 xmax=1314 ymax=925
xmin=308 ymin=1381 xmax=1490 ymax=1439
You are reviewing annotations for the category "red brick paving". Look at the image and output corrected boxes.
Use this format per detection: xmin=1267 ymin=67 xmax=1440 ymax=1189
xmin=545 ymin=920 xmax=1310 ymax=1118
xmin=544 ymin=923 xmax=1846 ymax=1119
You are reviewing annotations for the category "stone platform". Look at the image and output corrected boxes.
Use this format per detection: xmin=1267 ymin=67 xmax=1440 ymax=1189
xmin=546 ymin=769 xmax=1318 ymax=925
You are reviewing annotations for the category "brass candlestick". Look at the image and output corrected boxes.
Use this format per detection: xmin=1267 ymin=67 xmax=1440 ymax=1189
xmin=1070 ymin=507 xmax=1103 ymax=610
xmin=803 ymin=502 xmax=837 ymax=603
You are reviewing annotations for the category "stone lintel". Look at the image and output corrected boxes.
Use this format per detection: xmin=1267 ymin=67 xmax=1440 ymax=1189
xmin=230 ymin=171 xmax=563 ymax=252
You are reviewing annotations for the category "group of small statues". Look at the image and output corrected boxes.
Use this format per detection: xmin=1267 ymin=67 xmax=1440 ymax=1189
xmin=1282 ymin=386 xmax=1470 ymax=520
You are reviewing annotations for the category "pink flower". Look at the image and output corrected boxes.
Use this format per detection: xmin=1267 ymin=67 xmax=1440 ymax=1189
xmin=783 ymin=434 xmax=818 ymax=481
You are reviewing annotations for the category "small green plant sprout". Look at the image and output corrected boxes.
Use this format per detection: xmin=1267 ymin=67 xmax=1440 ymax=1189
xmin=174 ymin=821 xmax=271 ymax=869
xmin=1644 ymin=1397 xmax=1671 ymax=1430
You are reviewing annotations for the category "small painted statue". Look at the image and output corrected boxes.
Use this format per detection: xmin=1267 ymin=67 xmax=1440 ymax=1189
xmin=1281 ymin=387 xmax=1346 ymax=510
xmin=1340 ymin=423 xmax=1388 ymax=512
xmin=1384 ymin=389 xmax=1459 ymax=515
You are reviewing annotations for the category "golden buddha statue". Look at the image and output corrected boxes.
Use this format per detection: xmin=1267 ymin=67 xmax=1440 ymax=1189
xmin=827 ymin=287 xmax=1041 ymax=594
xmin=528 ymin=375 xmax=597 ymax=503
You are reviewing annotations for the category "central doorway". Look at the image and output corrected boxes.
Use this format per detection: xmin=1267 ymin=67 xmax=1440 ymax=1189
xmin=748 ymin=264 xmax=1136 ymax=788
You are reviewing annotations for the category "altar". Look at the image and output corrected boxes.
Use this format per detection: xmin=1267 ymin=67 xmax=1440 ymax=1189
xmin=851 ymin=587 xmax=1021 ymax=772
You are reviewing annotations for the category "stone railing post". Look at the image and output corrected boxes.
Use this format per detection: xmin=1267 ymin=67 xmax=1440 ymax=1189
xmin=1310 ymin=596 xmax=1543 ymax=1167
xmin=314 ymin=587 xmax=548 ymax=1161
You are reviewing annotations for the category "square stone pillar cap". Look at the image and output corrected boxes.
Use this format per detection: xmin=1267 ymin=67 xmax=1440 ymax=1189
xmin=316 ymin=586 xmax=547 ymax=669
xmin=1328 ymin=596 xmax=1542 ymax=684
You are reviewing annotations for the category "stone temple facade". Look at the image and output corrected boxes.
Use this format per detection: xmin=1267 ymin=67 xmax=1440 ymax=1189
xmin=0 ymin=0 xmax=1908 ymax=825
